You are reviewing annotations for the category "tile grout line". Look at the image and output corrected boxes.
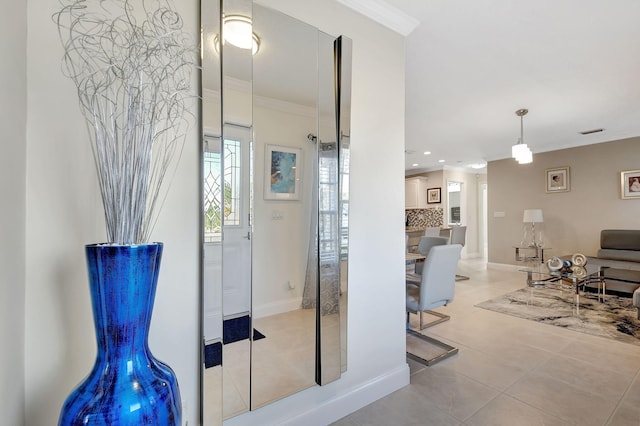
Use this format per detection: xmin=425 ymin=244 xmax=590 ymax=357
xmin=602 ymin=366 xmax=640 ymax=426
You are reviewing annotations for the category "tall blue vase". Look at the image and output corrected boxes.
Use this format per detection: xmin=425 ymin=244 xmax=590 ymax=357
xmin=59 ymin=243 xmax=181 ymax=425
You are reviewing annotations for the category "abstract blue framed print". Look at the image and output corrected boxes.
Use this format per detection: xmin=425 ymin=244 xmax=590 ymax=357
xmin=264 ymin=144 xmax=302 ymax=200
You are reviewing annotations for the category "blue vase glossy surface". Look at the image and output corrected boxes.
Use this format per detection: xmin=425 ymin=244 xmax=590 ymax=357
xmin=59 ymin=243 xmax=181 ymax=426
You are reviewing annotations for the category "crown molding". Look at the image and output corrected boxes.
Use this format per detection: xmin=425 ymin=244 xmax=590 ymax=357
xmin=202 ymin=84 xmax=316 ymax=118
xmin=202 ymin=88 xmax=220 ymax=102
xmin=254 ymin=95 xmax=316 ymax=118
xmin=335 ymin=0 xmax=420 ymax=36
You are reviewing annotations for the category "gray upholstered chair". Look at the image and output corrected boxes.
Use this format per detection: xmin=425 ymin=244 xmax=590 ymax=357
xmin=450 ymin=225 xmax=467 ymax=247
xmin=406 ymin=244 xmax=462 ymax=365
xmin=414 ymin=236 xmax=449 ymax=274
xmin=407 ymin=244 xmax=462 ymax=329
xmin=423 ymin=227 xmax=441 ymax=237
xmin=449 ymin=226 xmax=468 ymax=279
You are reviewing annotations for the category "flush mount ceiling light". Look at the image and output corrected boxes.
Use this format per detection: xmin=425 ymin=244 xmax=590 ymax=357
xmin=217 ymin=15 xmax=260 ymax=55
xmin=468 ymin=163 xmax=486 ymax=169
xmin=512 ymin=108 xmax=532 ymax=164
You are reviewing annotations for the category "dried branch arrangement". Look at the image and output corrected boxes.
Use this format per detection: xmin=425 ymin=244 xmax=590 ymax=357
xmin=54 ymin=0 xmax=196 ymax=244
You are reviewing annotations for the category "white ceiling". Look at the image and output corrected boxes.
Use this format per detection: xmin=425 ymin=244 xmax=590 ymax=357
xmin=341 ymin=0 xmax=640 ymax=173
xmin=202 ymin=3 xmax=331 ymax=107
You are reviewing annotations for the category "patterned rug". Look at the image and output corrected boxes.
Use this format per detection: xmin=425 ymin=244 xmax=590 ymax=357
xmin=476 ymin=284 xmax=640 ymax=346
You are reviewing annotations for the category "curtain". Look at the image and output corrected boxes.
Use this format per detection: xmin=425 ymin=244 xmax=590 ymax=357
xmin=302 ymin=140 xmax=340 ymax=315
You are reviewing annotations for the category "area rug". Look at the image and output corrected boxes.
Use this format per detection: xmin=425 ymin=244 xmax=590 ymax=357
xmin=476 ymin=284 xmax=640 ymax=346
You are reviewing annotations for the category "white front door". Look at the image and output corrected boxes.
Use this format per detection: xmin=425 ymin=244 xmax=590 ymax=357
xmin=202 ymin=126 xmax=252 ymax=342
xmin=222 ymin=124 xmax=252 ymax=318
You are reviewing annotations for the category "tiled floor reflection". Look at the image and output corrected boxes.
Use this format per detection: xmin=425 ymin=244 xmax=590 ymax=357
xmin=333 ymin=258 xmax=640 ymax=426
xmin=251 ymin=308 xmax=317 ymax=409
xmin=204 ymin=289 xmax=347 ymax=422
xmin=207 ymin=309 xmax=318 ymax=420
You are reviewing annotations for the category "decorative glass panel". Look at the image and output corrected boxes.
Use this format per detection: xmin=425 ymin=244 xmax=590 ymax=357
xmin=204 ymin=138 xmax=241 ymax=242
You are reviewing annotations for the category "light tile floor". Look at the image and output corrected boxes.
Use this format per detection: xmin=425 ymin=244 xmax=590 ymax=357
xmin=333 ymin=258 xmax=640 ymax=426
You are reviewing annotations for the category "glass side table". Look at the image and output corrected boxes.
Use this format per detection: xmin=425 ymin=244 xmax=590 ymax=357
xmin=514 ymin=246 xmax=550 ymax=263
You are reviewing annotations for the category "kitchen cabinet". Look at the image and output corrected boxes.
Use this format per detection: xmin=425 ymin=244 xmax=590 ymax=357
xmin=405 ymin=177 xmax=430 ymax=209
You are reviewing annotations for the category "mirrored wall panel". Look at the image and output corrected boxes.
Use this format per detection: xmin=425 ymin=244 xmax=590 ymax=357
xmin=200 ymin=0 xmax=352 ymax=422
xmin=200 ymin=0 xmax=222 ymax=423
xmin=251 ymin=4 xmax=318 ymax=408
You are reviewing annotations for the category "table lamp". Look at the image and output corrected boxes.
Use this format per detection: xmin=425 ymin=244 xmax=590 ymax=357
xmin=522 ymin=209 xmax=544 ymax=247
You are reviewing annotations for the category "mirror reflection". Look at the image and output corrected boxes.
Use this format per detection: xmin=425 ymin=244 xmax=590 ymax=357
xmin=250 ymin=4 xmax=319 ymax=408
xmin=447 ymin=181 xmax=462 ymax=225
xmin=201 ymin=0 xmax=222 ymax=423
xmin=201 ymin=1 xmax=351 ymax=422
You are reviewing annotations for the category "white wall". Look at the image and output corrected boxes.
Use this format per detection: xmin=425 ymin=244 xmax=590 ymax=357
xmin=22 ymin=0 xmax=406 ymax=425
xmin=0 ymin=1 xmax=27 ymax=425
xmin=24 ymin=0 xmax=200 ymax=424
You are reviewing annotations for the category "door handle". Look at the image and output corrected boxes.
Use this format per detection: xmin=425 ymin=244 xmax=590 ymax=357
xmin=243 ymin=232 xmax=251 ymax=240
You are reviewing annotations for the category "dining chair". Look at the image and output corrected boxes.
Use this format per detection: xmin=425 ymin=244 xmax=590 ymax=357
xmin=449 ymin=226 xmax=468 ymax=279
xmin=450 ymin=225 xmax=467 ymax=247
xmin=414 ymin=236 xmax=449 ymax=274
xmin=406 ymin=244 xmax=462 ymax=365
xmin=423 ymin=227 xmax=441 ymax=237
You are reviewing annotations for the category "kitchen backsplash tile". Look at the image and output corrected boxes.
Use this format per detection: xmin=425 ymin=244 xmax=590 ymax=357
xmin=406 ymin=208 xmax=444 ymax=228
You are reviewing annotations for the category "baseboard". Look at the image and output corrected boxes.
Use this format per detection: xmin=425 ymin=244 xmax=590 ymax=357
xmin=223 ymin=363 xmax=410 ymax=426
xmin=276 ymin=364 xmax=410 ymax=426
xmin=461 ymin=251 xmax=481 ymax=259
xmin=252 ymin=297 xmax=302 ymax=319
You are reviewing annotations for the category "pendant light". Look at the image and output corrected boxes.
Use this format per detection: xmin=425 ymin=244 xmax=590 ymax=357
xmin=512 ymin=108 xmax=532 ymax=164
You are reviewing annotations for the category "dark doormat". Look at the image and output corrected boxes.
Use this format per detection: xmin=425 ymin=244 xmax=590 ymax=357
xmin=205 ymin=315 xmax=265 ymax=368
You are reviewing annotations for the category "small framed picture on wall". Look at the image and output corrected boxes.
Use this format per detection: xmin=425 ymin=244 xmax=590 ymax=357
xmin=545 ymin=166 xmax=570 ymax=193
xmin=620 ymin=169 xmax=640 ymax=199
xmin=427 ymin=187 xmax=441 ymax=204
xmin=264 ymin=144 xmax=302 ymax=200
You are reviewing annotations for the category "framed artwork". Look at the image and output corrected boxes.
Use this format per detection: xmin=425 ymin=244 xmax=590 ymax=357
xmin=264 ymin=144 xmax=302 ymax=200
xmin=620 ymin=169 xmax=640 ymax=199
xmin=427 ymin=187 xmax=441 ymax=204
xmin=545 ymin=166 xmax=570 ymax=193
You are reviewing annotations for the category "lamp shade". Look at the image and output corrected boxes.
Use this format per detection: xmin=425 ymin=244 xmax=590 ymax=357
xmin=511 ymin=143 xmax=528 ymax=159
xmin=516 ymin=148 xmax=532 ymax=164
xmin=523 ymin=209 xmax=543 ymax=223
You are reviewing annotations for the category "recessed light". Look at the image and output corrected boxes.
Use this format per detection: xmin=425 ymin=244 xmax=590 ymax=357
xmin=412 ymin=163 xmax=419 ymax=167
xmin=438 ymin=159 xmax=445 ymax=163
xmin=423 ymin=151 xmax=431 ymax=155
